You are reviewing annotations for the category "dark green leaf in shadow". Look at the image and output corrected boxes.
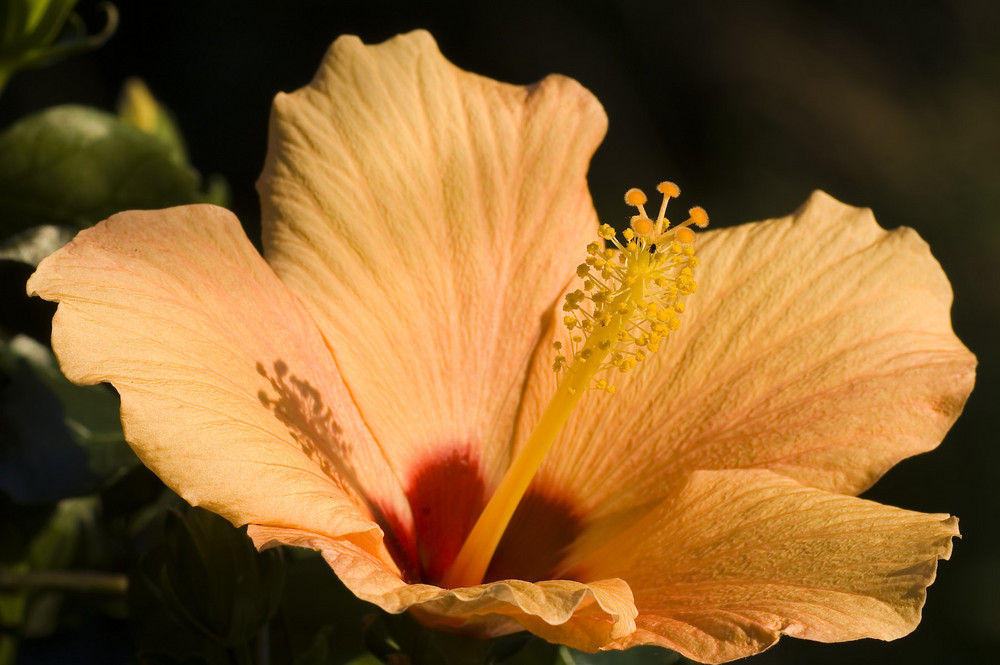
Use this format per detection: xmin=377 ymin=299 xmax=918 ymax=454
xmin=0 ymin=496 xmax=101 ymax=657
xmin=0 ymin=334 xmax=135 ymax=503
xmin=558 ymin=645 xmax=684 ymax=665
xmin=496 ymin=635 xmax=559 ymax=665
xmin=129 ymin=507 xmax=285 ymax=665
xmin=0 ymin=497 xmax=53 ymax=663
xmin=0 ymin=496 xmax=53 ymax=564
xmin=0 ymin=346 xmax=88 ymax=503
xmin=278 ymin=550 xmax=372 ymax=665
xmin=0 ymin=105 xmax=208 ymax=234
xmin=295 ymin=625 xmax=380 ymax=665
xmin=23 ymin=496 xmax=99 ymax=571
xmin=10 ymin=335 xmax=134 ymax=480
xmin=358 ymin=609 xmax=560 ymax=665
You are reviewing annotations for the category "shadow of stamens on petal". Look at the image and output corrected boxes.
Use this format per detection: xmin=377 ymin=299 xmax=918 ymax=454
xmin=254 ymin=359 xmax=359 ymax=495
xmin=254 ymin=359 xmax=420 ymax=580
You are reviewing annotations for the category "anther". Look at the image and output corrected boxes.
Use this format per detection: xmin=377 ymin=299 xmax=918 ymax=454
xmin=624 ymin=188 xmax=647 ymax=206
xmin=688 ymin=206 xmax=709 ymax=227
xmin=625 ymin=188 xmax=651 ymax=222
xmin=631 ymin=216 xmax=653 ymax=236
xmin=656 ymin=181 xmax=680 ymax=198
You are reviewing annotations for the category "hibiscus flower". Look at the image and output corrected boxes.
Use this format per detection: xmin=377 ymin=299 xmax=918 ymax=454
xmin=27 ymin=30 xmax=974 ymax=663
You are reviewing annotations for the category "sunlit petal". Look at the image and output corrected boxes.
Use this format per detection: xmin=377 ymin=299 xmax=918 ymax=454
xmin=250 ymin=524 xmax=637 ymax=653
xmin=566 ymin=469 xmax=958 ymax=663
xmin=27 ymin=205 xmax=412 ymax=566
xmin=513 ymin=192 xmax=974 ymax=526
xmin=257 ymin=32 xmax=607 ymax=520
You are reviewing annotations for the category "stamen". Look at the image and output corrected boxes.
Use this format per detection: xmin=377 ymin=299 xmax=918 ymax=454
xmin=654 ymin=181 xmax=679 ymax=234
xmin=441 ymin=182 xmax=706 ymax=589
xmin=625 ymin=187 xmax=648 ymax=209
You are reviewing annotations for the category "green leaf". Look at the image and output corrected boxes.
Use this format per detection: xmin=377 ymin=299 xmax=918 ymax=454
xmin=0 ymin=105 xmax=210 ymax=235
xmin=0 ymin=496 xmax=101 ymax=656
xmin=0 ymin=1 xmax=79 ymax=59
xmin=0 ymin=345 xmax=89 ymax=502
xmin=499 ymin=637 xmax=561 ymax=665
xmin=24 ymin=496 xmax=99 ymax=571
xmin=354 ymin=610 xmax=559 ymax=665
xmin=130 ymin=507 xmax=285 ymax=664
xmin=295 ymin=626 xmax=384 ymax=665
xmin=277 ymin=550 xmax=373 ymax=665
xmin=557 ymin=646 xmax=684 ymax=665
xmin=10 ymin=335 xmax=133 ymax=478
xmin=0 ymin=1 xmax=118 ymax=93
xmin=0 ymin=334 xmax=134 ymax=502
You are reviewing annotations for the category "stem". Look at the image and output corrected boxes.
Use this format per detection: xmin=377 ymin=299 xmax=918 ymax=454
xmin=0 ymin=570 xmax=128 ymax=595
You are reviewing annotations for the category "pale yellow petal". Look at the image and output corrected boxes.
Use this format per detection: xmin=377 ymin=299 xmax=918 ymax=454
xmin=249 ymin=524 xmax=636 ymax=652
xmin=514 ymin=191 xmax=974 ymax=526
xmin=27 ymin=206 xmax=413 ymax=570
xmin=565 ymin=469 xmax=958 ymax=663
xmin=257 ymin=30 xmax=606 ymax=580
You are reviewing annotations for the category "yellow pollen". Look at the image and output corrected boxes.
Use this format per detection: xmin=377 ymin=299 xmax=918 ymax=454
xmin=657 ymin=181 xmax=680 ymax=197
xmin=689 ymin=206 xmax=709 ymax=227
xmin=624 ymin=188 xmax=647 ymax=206
xmin=441 ymin=180 xmax=707 ymax=589
xmin=676 ymin=227 xmax=695 ymax=244
xmin=631 ymin=216 xmax=653 ymax=235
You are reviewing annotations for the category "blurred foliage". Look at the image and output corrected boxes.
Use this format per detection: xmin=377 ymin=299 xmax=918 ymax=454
xmin=0 ymin=334 xmax=135 ymax=503
xmin=118 ymin=76 xmax=188 ymax=165
xmin=0 ymin=16 xmax=230 ymax=661
xmin=0 ymin=103 xmax=224 ymax=235
xmin=129 ymin=508 xmax=285 ymax=665
xmin=0 ymin=0 xmax=116 ymax=93
xmin=557 ymin=648 xmax=682 ymax=665
xmin=126 ymin=510 xmax=669 ymax=665
xmin=0 ymin=494 xmax=129 ymax=665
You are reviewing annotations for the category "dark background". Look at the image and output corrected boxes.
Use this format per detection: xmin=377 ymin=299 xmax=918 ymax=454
xmin=3 ymin=1 xmax=997 ymax=663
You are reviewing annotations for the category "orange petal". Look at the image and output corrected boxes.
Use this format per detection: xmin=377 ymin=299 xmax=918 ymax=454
xmin=514 ymin=191 xmax=974 ymax=525
xmin=27 ymin=206 xmax=413 ymax=571
xmin=257 ymin=32 xmax=607 ymax=528
xmin=249 ymin=523 xmax=637 ymax=653
xmin=565 ymin=469 xmax=958 ymax=663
